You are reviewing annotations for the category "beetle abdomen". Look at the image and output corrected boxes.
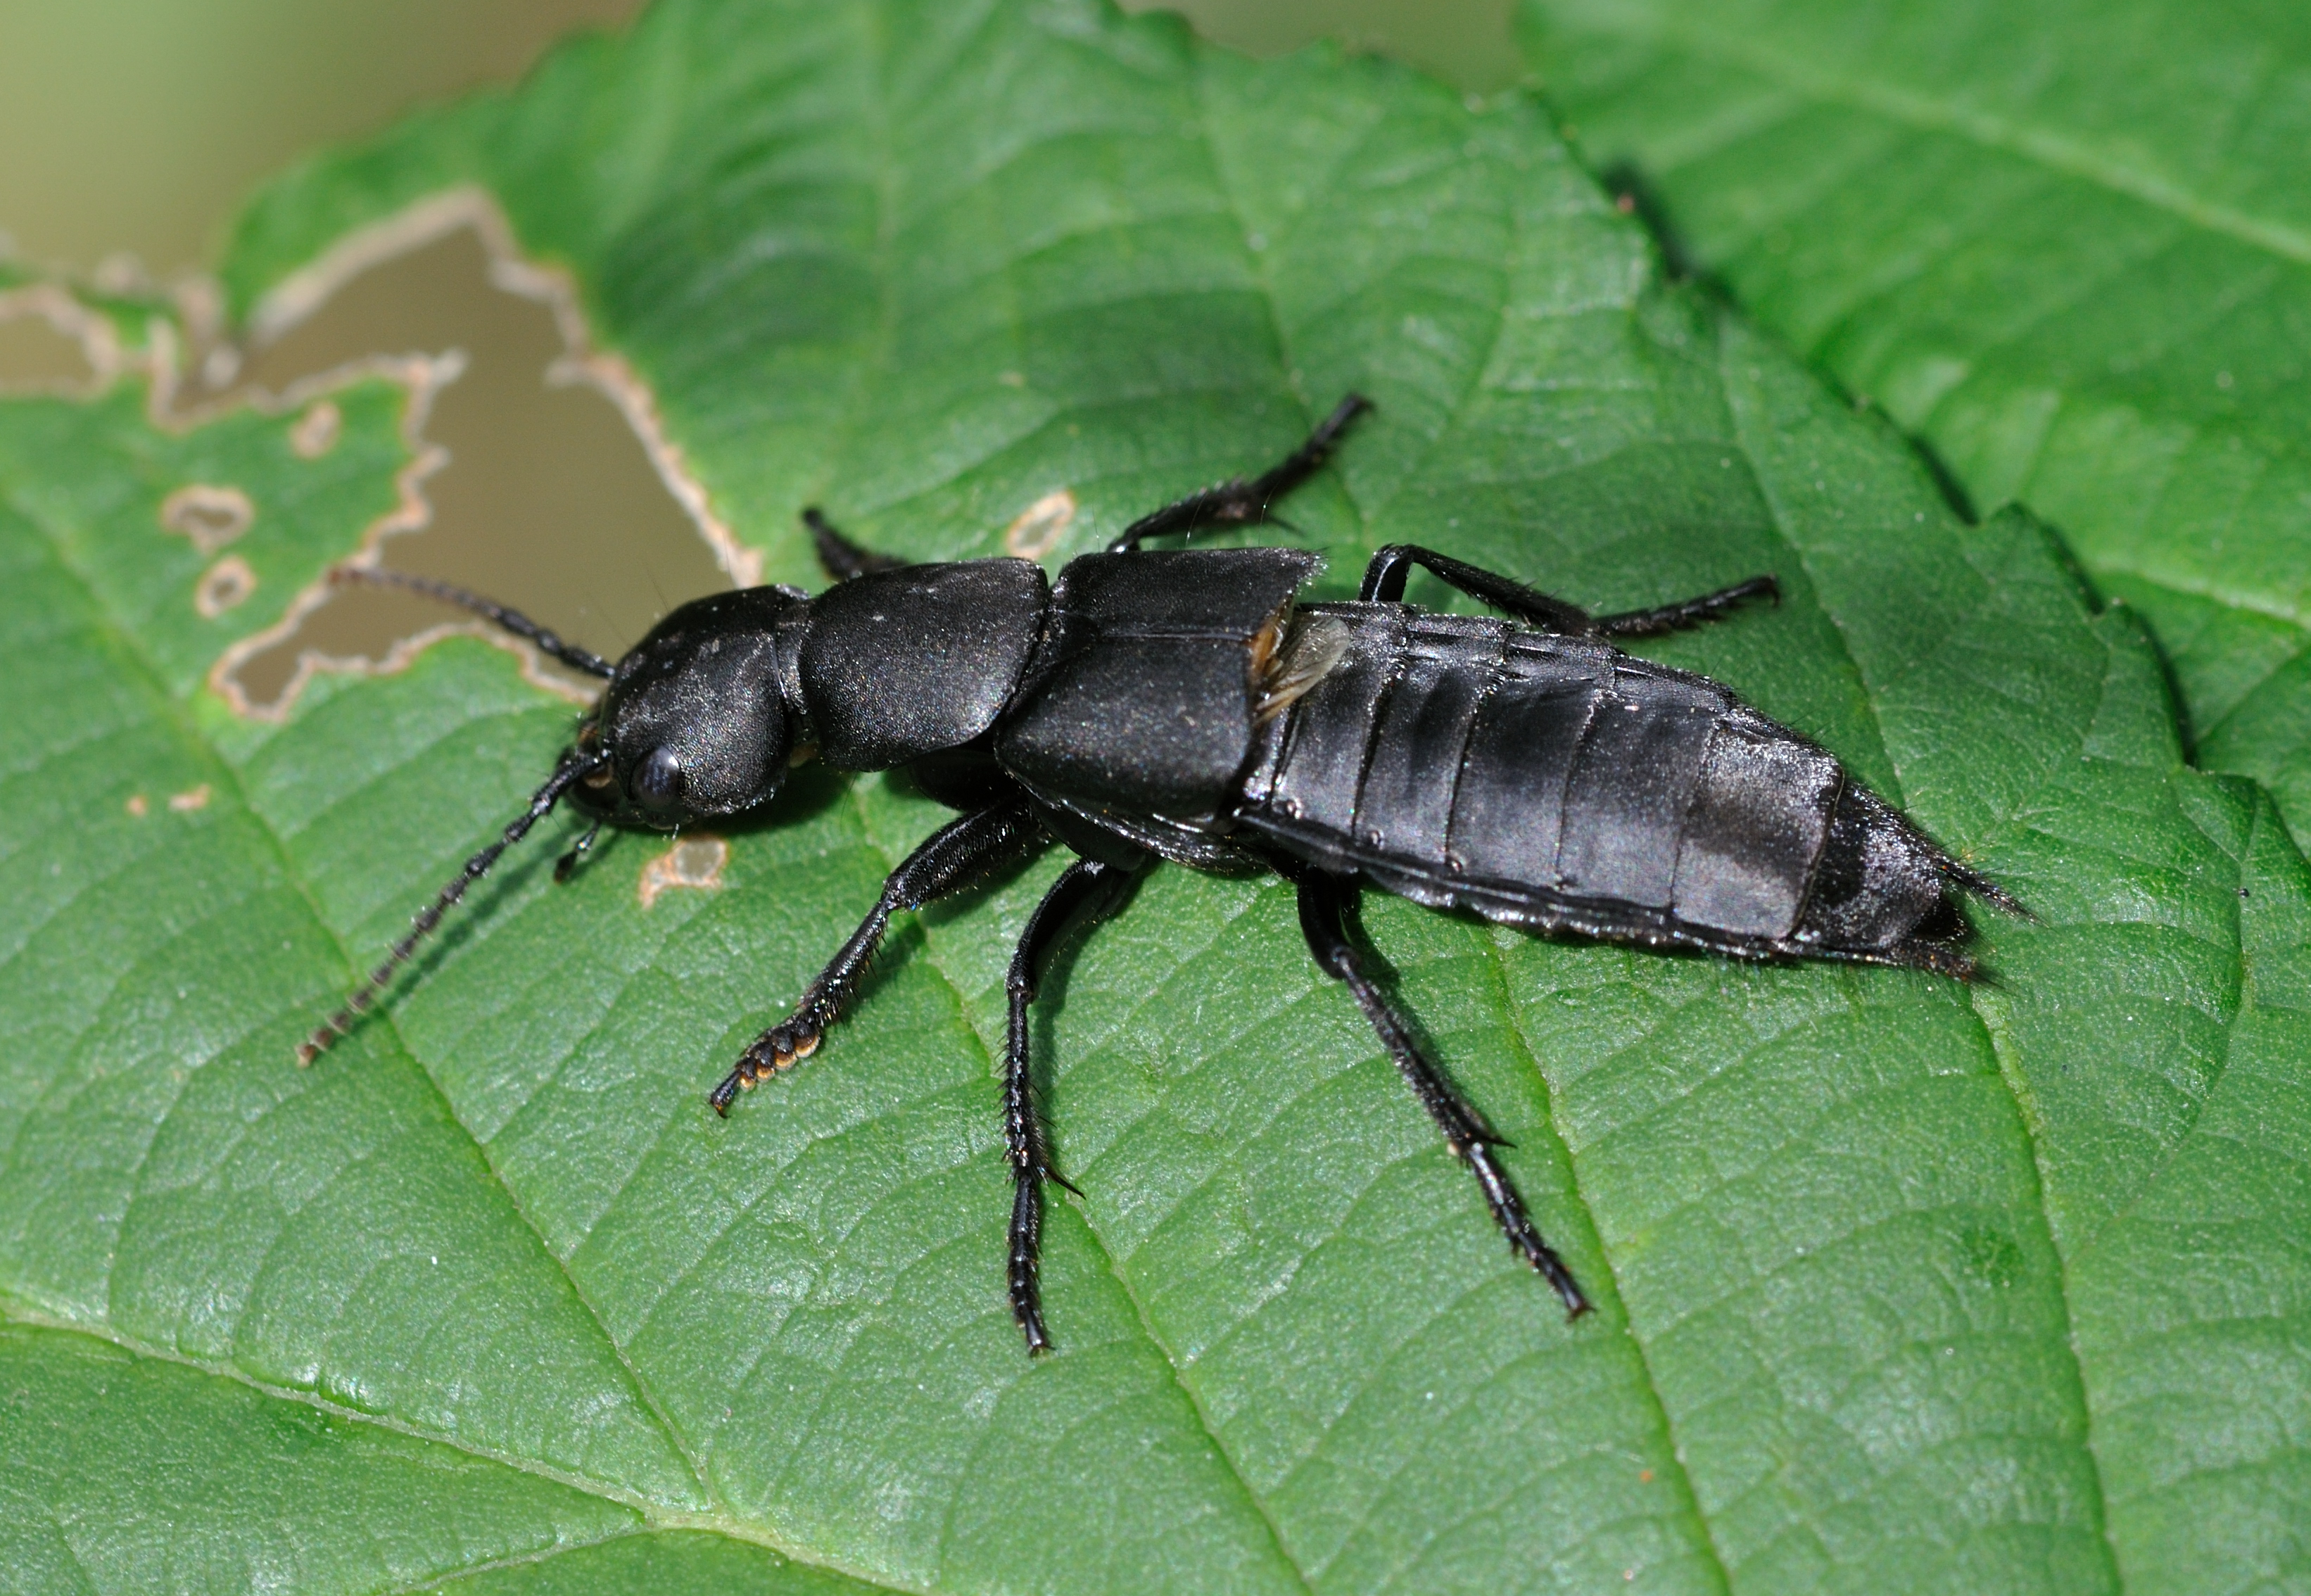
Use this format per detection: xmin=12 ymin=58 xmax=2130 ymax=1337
xmin=1239 ymin=604 xmax=1984 ymax=973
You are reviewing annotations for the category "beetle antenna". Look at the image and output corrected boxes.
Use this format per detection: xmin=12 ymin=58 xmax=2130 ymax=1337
xmin=297 ymin=751 xmax=610 ymax=1065
xmin=328 ymin=564 xmax=616 ymax=679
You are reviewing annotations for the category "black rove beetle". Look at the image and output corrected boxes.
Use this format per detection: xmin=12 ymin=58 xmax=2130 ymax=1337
xmin=302 ymin=395 xmax=2020 ymax=1351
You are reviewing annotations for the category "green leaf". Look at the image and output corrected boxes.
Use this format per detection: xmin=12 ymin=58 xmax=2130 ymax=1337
xmin=6 ymin=2 xmax=2311 ymax=1592
xmin=1515 ymin=0 xmax=2311 ymax=847
xmin=0 ymin=1325 xmax=638 ymax=1590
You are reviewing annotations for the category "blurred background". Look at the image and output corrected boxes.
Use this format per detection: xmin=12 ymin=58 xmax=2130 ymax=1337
xmin=0 ymin=0 xmax=1514 ymax=702
xmin=0 ymin=0 xmax=1512 ymax=277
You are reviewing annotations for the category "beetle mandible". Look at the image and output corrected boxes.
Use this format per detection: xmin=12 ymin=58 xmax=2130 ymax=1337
xmin=301 ymin=395 xmax=2019 ymax=1351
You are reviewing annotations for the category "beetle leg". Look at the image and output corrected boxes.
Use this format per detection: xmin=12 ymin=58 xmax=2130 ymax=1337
xmin=801 ymin=507 xmax=908 ymax=581
xmin=1359 ymin=544 xmax=1595 ymax=631
xmin=1293 ymin=870 xmax=1593 ymax=1318
xmin=1003 ymin=855 xmax=1138 ymax=1353
xmin=1591 ymin=575 xmax=1780 ymax=637
xmin=1108 ymin=393 xmax=1372 ymax=551
xmin=1361 ymin=544 xmax=1779 ymax=639
xmin=710 ymin=798 xmax=1044 ymax=1114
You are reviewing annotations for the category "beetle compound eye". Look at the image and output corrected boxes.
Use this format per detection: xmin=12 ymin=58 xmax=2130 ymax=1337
xmin=631 ymin=746 xmax=688 ymax=813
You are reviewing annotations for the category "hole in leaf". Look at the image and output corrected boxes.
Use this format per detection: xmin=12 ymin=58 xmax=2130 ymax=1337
xmin=204 ymin=194 xmax=741 ymax=714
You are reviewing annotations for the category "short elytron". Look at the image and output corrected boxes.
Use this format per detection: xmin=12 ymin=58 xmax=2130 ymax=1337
xmin=304 ymin=397 xmax=2015 ymax=1350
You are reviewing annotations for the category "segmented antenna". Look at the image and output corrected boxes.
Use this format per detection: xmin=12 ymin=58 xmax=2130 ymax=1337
xmin=297 ymin=752 xmax=609 ymax=1065
xmin=329 ymin=564 xmax=616 ymax=678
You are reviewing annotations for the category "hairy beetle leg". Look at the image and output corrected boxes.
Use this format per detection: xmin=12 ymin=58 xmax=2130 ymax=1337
xmin=1003 ymin=856 xmax=1137 ymax=1353
xmin=1295 ymin=871 xmax=1593 ymax=1319
xmin=1108 ymin=393 xmax=1372 ymax=552
xmin=1360 ymin=543 xmax=1778 ymax=644
xmin=1593 ymin=574 xmax=1780 ymax=638
xmin=707 ymin=799 xmax=1045 ymax=1117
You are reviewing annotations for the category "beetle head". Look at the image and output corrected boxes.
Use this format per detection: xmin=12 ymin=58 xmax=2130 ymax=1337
xmin=299 ymin=574 xmax=809 ymax=1067
xmin=572 ymin=587 xmax=800 ymax=830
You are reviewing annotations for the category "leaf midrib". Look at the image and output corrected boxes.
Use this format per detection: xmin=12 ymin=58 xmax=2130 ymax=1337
xmin=1480 ymin=942 xmax=1737 ymax=1594
xmin=1090 ymin=52 xmax=1733 ymax=1588
xmin=1714 ymin=338 xmax=2127 ymax=1585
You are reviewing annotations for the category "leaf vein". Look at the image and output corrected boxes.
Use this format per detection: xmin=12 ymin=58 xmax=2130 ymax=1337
xmin=1628 ymin=18 xmax=2311 ymax=267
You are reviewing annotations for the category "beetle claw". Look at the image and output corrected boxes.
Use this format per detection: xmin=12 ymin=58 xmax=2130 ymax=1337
xmin=708 ymin=1068 xmax=744 ymax=1115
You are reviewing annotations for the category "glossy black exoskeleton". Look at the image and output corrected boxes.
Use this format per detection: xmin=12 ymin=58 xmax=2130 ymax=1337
xmin=303 ymin=395 xmax=2019 ymax=1351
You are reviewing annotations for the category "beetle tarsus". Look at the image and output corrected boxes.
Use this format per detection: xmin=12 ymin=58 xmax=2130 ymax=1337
xmin=1466 ymin=1140 xmax=1592 ymax=1316
xmin=711 ymin=799 xmax=1044 ymax=1115
xmin=1593 ymin=574 xmax=1781 ymax=638
xmin=1360 ymin=544 xmax=1778 ymax=643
